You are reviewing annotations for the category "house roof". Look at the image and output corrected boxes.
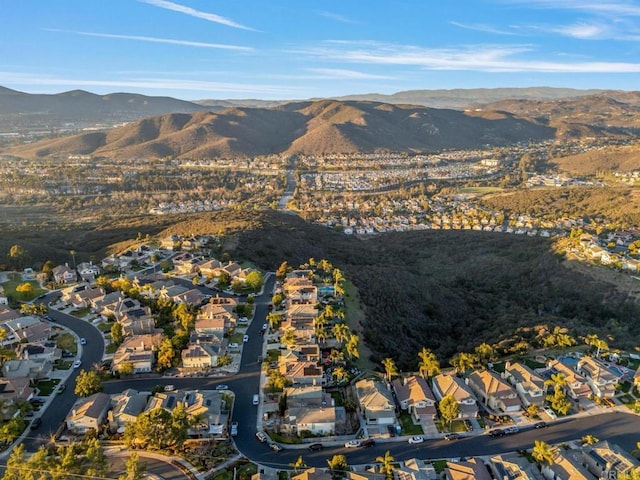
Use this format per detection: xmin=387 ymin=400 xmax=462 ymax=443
xmin=583 ymin=441 xmax=640 ymax=474
xmin=111 ymin=389 xmax=148 ymax=418
xmin=355 ymin=379 xmax=394 ymax=412
xmin=69 ymin=392 xmax=111 ymax=421
xmin=547 ymin=450 xmax=592 ymax=480
xmin=393 ymin=376 xmax=435 ymax=406
xmin=504 ymin=362 xmax=545 ymax=392
xmin=432 ymin=374 xmax=476 ymax=404
xmin=577 ymin=357 xmax=620 ymax=383
xmin=445 ymin=458 xmax=492 ymax=480
xmin=287 ymin=405 xmax=336 ymax=425
xmin=468 ymin=369 xmax=518 ymax=400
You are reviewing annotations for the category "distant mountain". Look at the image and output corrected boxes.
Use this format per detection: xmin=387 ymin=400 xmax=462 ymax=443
xmin=3 ymin=100 xmax=555 ymax=159
xmin=331 ymin=87 xmax=610 ymax=109
xmin=0 ymin=87 xmax=206 ymax=130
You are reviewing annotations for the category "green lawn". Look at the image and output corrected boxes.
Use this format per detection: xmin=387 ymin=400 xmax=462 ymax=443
xmin=35 ymin=379 xmax=60 ymax=396
xmin=55 ymin=359 xmax=72 ymax=370
xmin=97 ymin=322 xmax=112 ymax=332
xmin=55 ymin=332 xmax=77 ymax=354
xmin=266 ymin=349 xmax=280 ymax=363
xmin=399 ymin=411 xmax=424 ymax=435
xmin=523 ymin=357 xmax=547 ymax=370
xmin=0 ymin=273 xmax=46 ymax=301
xmin=457 ymin=186 xmax=504 ymax=195
xmin=330 ymin=391 xmax=344 ymax=407
xmin=69 ymin=307 xmax=90 ymax=317
xmin=229 ymin=332 xmax=243 ymax=344
xmin=106 ymin=343 xmax=118 ymax=354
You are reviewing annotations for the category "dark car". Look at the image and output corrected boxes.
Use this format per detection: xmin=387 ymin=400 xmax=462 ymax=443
xmin=308 ymin=443 xmax=323 ymax=451
xmin=534 ymin=421 xmax=547 ymax=429
xmin=361 ymin=439 xmax=376 ymax=447
xmin=444 ymin=433 xmax=460 ymax=441
xmin=488 ymin=429 xmax=504 ymax=437
xmin=30 ymin=418 xmax=42 ymax=429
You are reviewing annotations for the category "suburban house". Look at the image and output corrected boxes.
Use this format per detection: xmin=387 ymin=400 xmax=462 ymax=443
xmin=394 ymin=458 xmax=439 ymax=480
xmin=392 ymin=375 xmax=437 ymax=421
xmin=17 ymin=342 xmax=61 ymax=363
xmin=1 ymin=316 xmax=51 ymax=346
xmin=431 ymin=374 xmax=478 ymax=419
xmin=581 ymin=441 xmax=640 ymax=479
xmin=489 ymin=453 xmax=544 ymax=480
xmin=119 ymin=311 xmax=157 ymax=337
xmin=575 ymin=356 xmax=621 ymax=399
xmin=540 ymin=449 xmax=592 ymax=480
xmin=444 ymin=458 xmax=492 ymax=480
xmin=77 ymin=262 xmax=101 ymax=280
xmin=467 ymin=369 xmax=522 ymax=413
xmin=2 ymin=359 xmax=52 ymax=380
xmin=281 ymin=385 xmax=336 ymax=436
xmin=503 ymin=361 xmax=546 ymax=407
xmin=65 ymin=287 xmax=106 ymax=310
xmin=112 ymin=333 xmax=164 ymax=374
xmin=172 ymin=288 xmax=204 ymax=306
xmin=198 ymin=259 xmax=222 ymax=278
xmin=66 ymin=392 xmax=111 ymax=434
xmin=108 ymin=389 xmax=149 ymax=433
xmin=546 ymin=360 xmax=592 ymax=399
xmin=354 ymin=379 xmax=396 ymax=425
xmin=0 ymin=306 xmax=20 ymax=323
xmin=181 ymin=342 xmax=220 ymax=370
xmin=280 ymin=360 xmax=324 ymax=386
xmin=0 ymin=377 xmax=34 ymax=411
xmin=52 ymin=264 xmax=77 ymax=284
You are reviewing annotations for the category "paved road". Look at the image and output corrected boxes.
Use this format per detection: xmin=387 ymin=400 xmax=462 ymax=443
xmin=26 ymin=277 xmax=640 ymax=473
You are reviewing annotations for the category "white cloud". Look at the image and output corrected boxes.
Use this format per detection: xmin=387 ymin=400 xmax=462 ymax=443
xmin=139 ymin=0 xmax=256 ymax=31
xmin=316 ymin=11 xmax=356 ymax=24
xmin=295 ymin=40 xmax=640 ymax=73
xmin=0 ymin=71 xmax=301 ymax=96
xmin=306 ymin=68 xmax=394 ymax=80
xmin=449 ymin=21 xmax=516 ymax=35
xmin=505 ymin=0 xmax=640 ymax=17
xmin=46 ymin=29 xmax=253 ymax=52
xmin=550 ymin=22 xmax=611 ymax=39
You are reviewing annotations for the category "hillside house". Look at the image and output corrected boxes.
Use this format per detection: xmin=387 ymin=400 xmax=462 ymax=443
xmin=582 ymin=441 xmax=640 ymax=479
xmin=112 ymin=333 xmax=164 ymax=374
xmin=52 ymin=264 xmax=76 ymax=284
xmin=431 ymin=374 xmax=478 ymax=419
xmin=576 ymin=356 xmax=621 ymax=398
xmin=392 ymin=375 xmax=437 ymax=421
xmin=354 ymin=379 xmax=396 ymax=425
xmin=503 ymin=361 xmax=546 ymax=407
xmin=547 ymin=360 xmax=592 ymax=399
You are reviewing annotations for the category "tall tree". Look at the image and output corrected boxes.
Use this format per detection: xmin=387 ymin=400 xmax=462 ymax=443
xmin=449 ymin=352 xmax=476 ymax=374
xmin=376 ymin=450 xmax=395 ymax=480
xmin=474 ymin=343 xmax=497 ymax=365
xmin=417 ymin=347 xmax=440 ymax=379
xmin=584 ymin=333 xmax=608 ymax=358
xmin=345 ymin=334 xmax=360 ymax=360
xmin=381 ymin=357 xmax=398 ymax=382
xmin=119 ymin=452 xmax=147 ymax=480
xmin=532 ymin=440 xmax=555 ymax=466
xmin=275 ymin=261 xmax=289 ymax=281
xmin=7 ymin=244 xmax=29 ymax=270
xmin=156 ymin=338 xmax=176 ymax=371
xmin=327 ymin=454 xmax=349 ymax=479
xmin=290 ymin=455 xmax=307 ymax=473
xmin=111 ymin=322 xmax=124 ymax=345
xmin=74 ymin=370 xmax=103 ymax=397
xmin=438 ymin=394 xmax=460 ymax=427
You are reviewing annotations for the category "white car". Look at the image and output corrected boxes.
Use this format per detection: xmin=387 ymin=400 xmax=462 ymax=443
xmin=72 ymin=360 xmax=82 ymax=369
xmin=80 ymin=338 xmax=86 ymax=345
xmin=215 ymin=384 xmax=229 ymax=390
xmin=230 ymin=422 xmax=238 ymax=437
xmin=256 ymin=431 xmax=268 ymax=443
xmin=344 ymin=440 xmax=361 ymax=448
xmin=408 ymin=435 xmax=424 ymax=444
xmin=243 ymin=334 xmax=249 ymax=343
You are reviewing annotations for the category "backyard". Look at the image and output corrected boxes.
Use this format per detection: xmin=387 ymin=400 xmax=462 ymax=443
xmin=0 ymin=273 xmax=46 ymax=301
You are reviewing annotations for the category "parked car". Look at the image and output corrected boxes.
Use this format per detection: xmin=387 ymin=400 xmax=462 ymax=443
xmin=544 ymin=407 xmax=558 ymax=419
xmin=503 ymin=426 xmax=519 ymax=435
xmin=256 ymin=431 xmax=268 ymax=443
xmin=215 ymin=384 xmax=229 ymax=390
xmin=72 ymin=360 xmax=82 ymax=369
xmin=444 ymin=433 xmax=460 ymax=441
xmin=361 ymin=439 xmax=376 ymax=447
xmin=57 ymin=384 xmax=66 ymax=394
xmin=243 ymin=334 xmax=249 ymax=343
xmin=164 ymin=385 xmax=175 ymax=392
xmin=408 ymin=436 xmax=424 ymax=444
xmin=270 ymin=443 xmax=283 ymax=452
xmin=488 ymin=429 xmax=504 ymax=437
xmin=308 ymin=443 xmax=323 ymax=451
xmin=534 ymin=421 xmax=547 ymax=429
xmin=80 ymin=338 xmax=86 ymax=345
xmin=262 ymin=323 xmax=268 ymax=331
xmin=344 ymin=440 xmax=361 ymax=448
xmin=230 ymin=422 xmax=238 ymax=437
xmin=30 ymin=418 xmax=42 ymax=430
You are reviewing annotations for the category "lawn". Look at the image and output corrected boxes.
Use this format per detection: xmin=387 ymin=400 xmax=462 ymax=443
xmin=55 ymin=359 xmax=72 ymax=370
xmin=523 ymin=357 xmax=547 ymax=370
xmin=266 ymin=349 xmax=280 ymax=363
xmin=69 ymin=307 xmax=90 ymax=317
xmin=330 ymin=390 xmax=344 ymax=407
xmin=55 ymin=332 xmax=77 ymax=354
xmin=398 ymin=411 xmax=424 ymax=436
xmin=35 ymin=378 xmax=60 ymax=396
xmin=213 ymin=461 xmax=257 ymax=480
xmin=0 ymin=273 xmax=46 ymax=301
xmin=229 ymin=332 xmax=244 ymax=344
xmin=457 ymin=186 xmax=504 ymax=195
xmin=97 ymin=322 xmax=112 ymax=332
xmin=436 ymin=419 xmax=468 ymax=433
xmin=106 ymin=343 xmax=118 ymax=354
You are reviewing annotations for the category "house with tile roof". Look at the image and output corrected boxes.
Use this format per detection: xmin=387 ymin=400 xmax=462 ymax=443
xmin=392 ymin=375 xmax=437 ymax=421
xmin=181 ymin=342 xmax=220 ymax=370
xmin=581 ymin=441 xmax=640 ymax=479
xmin=467 ymin=369 xmax=522 ymax=413
xmin=431 ymin=374 xmax=478 ymax=419
xmin=547 ymin=360 xmax=592 ymax=399
xmin=541 ymin=449 xmax=592 ymax=480
xmin=503 ymin=362 xmax=546 ymax=407
xmin=354 ymin=379 xmax=396 ymax=425
xmin=489 ymin=453 xmax=544 ymax=480
xmin=576 ymin=356 xmax=621 ymax=399
xmin=445 ymin=458 xmax=492 ymax=480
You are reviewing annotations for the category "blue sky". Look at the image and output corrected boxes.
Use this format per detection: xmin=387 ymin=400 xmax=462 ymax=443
xmin=2 ymin=0 xmax=640 ymax=100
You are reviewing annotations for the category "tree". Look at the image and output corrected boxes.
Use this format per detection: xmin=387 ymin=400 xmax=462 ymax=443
xmin=332 ymin=323 xmax=351 ymax=347
xmin=69 ymin=249 xmax=77 ymax=269
xmin=327 ymin=454 xmax=349 ymax=479
xmin=581 ymin=434 xmax=599 ymax=445
xmin=245 ymin=271 xmax=264 ymax=291
xmin=474 ymin=343 xmax=497 ymax=365
xmin=281 ymin=327 xmax=297 ymax=349
xmin=532 ymin=440 xmax=555 ymax=466
xmin=275 ymin=261 xmax=289 ymax=281
xmin=0 ymin=417 xmax=25 ymax=444
xmin=526 ymin=403 xmax=539 ymax=417
xmin=584 ymin=333 xmax=608 ymax=358
xmin=15 ymin=282 xmax=34 ymax=298
xmin=417 ymin=347 xmax=440 ymax=379
xmin=20 ymin=303 xmax=47 ymax=316
xmin=267 ymin=312 xmax=283 ymax=329
xmin=119 ymin=452 xmax=147 ymax=480
xmin=345 ymin=334 xmax=360 ymax=360
xmin=157 ymin=338 xmax=176 ymax=371
xmin=438 ymin=394 xmax=460 ymax=427
xmin=376 ymin=450 xmax=395 ymax=480
xmin=111 ymin=322 xmax=124 ymax=345
xmin=290 ymin=455 xmax=307 ymax=473
xmin=449 ymin=352 xmax=476 ymax=374
xmin=333 ymin=366 xmax=348 ymax=383
xmin=74 ymin=369 xmax=103 ymax=397
xmin=7 ymin=244 xmax=29 ymax=270
xmin=381 ymin=357 xmax=398 ymax=382
xmin=216 ymin=355 xmax=232 ymax=367
xmin=119 ymin=362 xmax=134 ymax=376
xmin=2 ymin=443 xmax=28 ymax=480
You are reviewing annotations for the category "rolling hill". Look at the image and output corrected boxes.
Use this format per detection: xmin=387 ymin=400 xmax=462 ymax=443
xmin=4 ymin=99 xmax=555 ymax=159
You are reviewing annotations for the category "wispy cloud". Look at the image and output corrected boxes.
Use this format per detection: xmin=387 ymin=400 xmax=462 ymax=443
xmin=449 ymin=21 xmax=516 ymax=35
xmin=46 ymin=29 xmax=253 ymax=52
xmin=306 ymin=68 xmax=394 ymax=80
xmin=139 ymin=0 xmax=256 ymax=31
xmin=505 ymin=0 xmax=640 ymax=17
xmin=295 ymin=40 xmax=640 ymax=73
xmin=316 ymin=11 xmax=356 ymax=24
xmin=0 ymin=71 xmax=301 ymax=96
xmin=547 ymin=22 xmax=611 ymax=39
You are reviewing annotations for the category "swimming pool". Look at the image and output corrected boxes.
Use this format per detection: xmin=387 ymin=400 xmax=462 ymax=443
xmin=318 ymin=285 xmax=335 ymax=295
xmin=557 ymin=356 xmax=578 ymax=367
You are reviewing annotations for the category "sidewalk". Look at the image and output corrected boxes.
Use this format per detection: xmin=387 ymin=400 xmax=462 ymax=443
xmin=107 ymin=446 xmax=213 ymax=480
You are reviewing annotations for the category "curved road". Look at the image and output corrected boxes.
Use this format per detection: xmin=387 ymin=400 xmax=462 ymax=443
xmin=29 ymin=277 xmax=640 ymax=472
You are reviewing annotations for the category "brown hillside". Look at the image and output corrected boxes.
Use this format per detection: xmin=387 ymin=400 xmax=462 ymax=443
xmin=551 ymin=143 xmax=640 ymax=175
xmin=4 ymin=100 xmax=555 ymax=159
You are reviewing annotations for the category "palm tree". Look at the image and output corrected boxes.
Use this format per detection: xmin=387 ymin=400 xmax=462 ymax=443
xmin=545 ymin=372 xmax=568 ymax=394
xmin=376 ymin=450 xmax=395 ymax=480
xmin=290 ymin=455 xmax=307 ymax=473
xmin=281 ymin=328 xmax=297 ymax=349
xmin=381 ymin=357 xmax=398 ymax=382
xmin=449 ymin=352 xmax=476 ymax=375
xmin=70 ymin=249 xmax=77 ymax=269
xmin=314 ymin=325 xmax=328 ymax=346
xmin=333 ymin=366 xmax=348 ymax=383
xmin=584 ymin=333 xmax=608 ymax=358
xmin=332 ymin=323 xmax=351 ymax=347
xmin=345 ymin=334 xmax=360 ymax=360
xmin=532 ymin=440 xmax=555 ymax=466
xmin=330 ymin=349 xmax=345 ymax=365
xmin=581 ymin=434 xmax=599 ymax=446
xmin=417 ymin=347 xmax=440 ymax=379
xmin=631 ymin=441 xmax=640 ymax=457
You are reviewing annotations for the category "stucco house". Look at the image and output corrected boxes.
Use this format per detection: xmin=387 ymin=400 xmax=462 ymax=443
xmin=112 ymin=333 xmax=164 ymax=374
xmin=354 ymin=379 xmax=396 ymax=425
xmin=576 ymin=356 xmax=621 ymax=399
xmin=181 ymin=342 xmax=220 ymax=370
xmin=392 ymin=375 xmax=437 ymax=421
xmin=431 ymin=374 xmax=478 ymax=419
xmin=546 ymin=360 xmax=592 ymax=399
xmin=503 ymin=361 xmax=546 ymax=407
xmin=66 ymin=392 xmax=111 ymax=434
xmin=108 ymin=388 xmax=148 ymax=433
xmin=467 ymin=369 xmax=521 ymax=413
xmin=581 ymin=441 xmax=640 ymax=479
